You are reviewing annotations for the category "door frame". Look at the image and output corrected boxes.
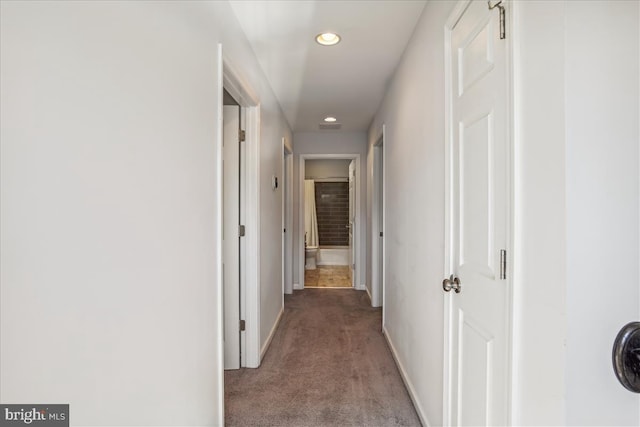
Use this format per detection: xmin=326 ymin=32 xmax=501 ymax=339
xmin=442 ymin=1 xmax=515 ymax=424
xmin=222 ymin=56 xmax=262 ymax=369
xmin=297 ymin=154 xmax=363 ymax=290
xmin=371 ymin=125 xmax=386 ymax=309
xmin=283 ymin=140 xmax=293 ymax=295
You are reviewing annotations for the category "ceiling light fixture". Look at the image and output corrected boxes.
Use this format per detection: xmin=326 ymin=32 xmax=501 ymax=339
xmin=324 ymin=116 xmax=337 ymax=122
xmin=316 ymin=32 xmax=341 ymax=46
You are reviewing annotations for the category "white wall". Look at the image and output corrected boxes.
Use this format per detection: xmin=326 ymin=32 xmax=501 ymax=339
xmin=260 ymin=104 xmax=292 ymax=351
xmin=305 ymin=159 xmax=351 ymax=179
xmin=0 ymin=1 xmax=291 ymax=425
xmin=564 ymin=1 xmax=640 ymax=425
xmin=367 ymin=2 xmax=455 ymax=424
xmin=368 ymin=1 xmax=640 ymax=426
xmin=511 ymin=2 xmax=568 ymax=424
xmin=293 ymin=132 xmax=367 ymax=288
xmin=513 ymin=2 xmax=640 ymax=425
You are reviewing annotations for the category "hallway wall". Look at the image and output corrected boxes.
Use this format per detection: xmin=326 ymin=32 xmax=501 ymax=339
xmin=0 ymin=1 xmax=291 ymax=425
xmin=293 ymin=132 xmax=367 ymax=289
xmin=369 ymin=1 xmax=640 ymax=426
xmin=367 ymin=1 xmax=456 ymax=424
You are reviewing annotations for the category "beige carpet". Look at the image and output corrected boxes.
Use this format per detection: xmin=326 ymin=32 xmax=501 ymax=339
xmin=305 ymin=265 xmax=352 ymax=288
xmin=224 ymin=289 xmax=421 ymax=426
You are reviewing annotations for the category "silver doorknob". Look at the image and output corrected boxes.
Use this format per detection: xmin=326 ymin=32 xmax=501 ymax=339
xmin=442 ymin=275 xmax=461 ymax=293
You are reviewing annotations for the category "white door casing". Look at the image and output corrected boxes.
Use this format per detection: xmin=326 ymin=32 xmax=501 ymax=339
xmin=372 ymin=134 xmax=385 ymax=309
xmin=223 ymin=105 xmax=241 ymax=370
xmin=444 ymin=1 xmax=512 ymax=425
xmin=283 ymin=143 xmax=293 ymax=295
xmin=349 ymin=160 xmax=356 ymax=287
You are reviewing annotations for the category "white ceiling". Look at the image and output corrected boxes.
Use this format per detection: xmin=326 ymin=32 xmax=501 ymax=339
xmin=229 ymin=0 xmax=427 ymax=132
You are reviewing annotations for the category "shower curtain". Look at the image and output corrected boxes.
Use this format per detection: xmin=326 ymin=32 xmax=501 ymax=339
xmin=304 ymin=179 xmax=319 ymax=248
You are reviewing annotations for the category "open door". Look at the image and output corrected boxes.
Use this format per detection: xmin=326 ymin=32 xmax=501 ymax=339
xmin=348 ymin=160 xmax=356 ymax=287
xmin=444 ymin=1 xmax=512 ymax=424
xmin=223 ymin=98 xmax=241 ymax=370
xmin=372 ymin=139 xmax=384 ymax=308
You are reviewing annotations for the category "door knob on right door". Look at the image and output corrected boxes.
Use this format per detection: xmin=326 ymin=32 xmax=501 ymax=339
xmin=442 ymin=275 xmax=461 ymax=293
xmin=613 ymin=321 xmax=640 ymax=393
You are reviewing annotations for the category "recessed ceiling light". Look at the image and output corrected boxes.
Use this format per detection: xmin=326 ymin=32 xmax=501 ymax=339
xmin=316 ymin=32 xmax=341 ymax=46
xmin=324 ymin=116 xmax=337 ymax=122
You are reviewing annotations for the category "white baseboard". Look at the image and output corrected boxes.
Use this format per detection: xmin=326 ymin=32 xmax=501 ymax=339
xmin=293 ymin=283 xmax=302 ymax=290
xmin=355 ymin=283 xmax=366 ymax=291
xmin=383 ymin=326 xmax=430 ymax=427
xmin=260 ymin=307 xmax=284 ymax=362
xmin=365 ymin=285 xmax=373 ymax=303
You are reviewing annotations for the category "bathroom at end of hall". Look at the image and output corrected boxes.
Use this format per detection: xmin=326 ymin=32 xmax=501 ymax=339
xmin=304 ymin=159 xmax=354 ymax=288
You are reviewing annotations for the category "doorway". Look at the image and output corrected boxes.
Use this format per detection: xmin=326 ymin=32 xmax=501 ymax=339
xmin=283 ymin=142 xmax=293 ymax=295
xmin=298 ymin=154 xmax=362 ymax=290
xmin=221 ymin=58 xmax=262 ymax=370
xmin=371 ymin=129 xmax=385 ymax=308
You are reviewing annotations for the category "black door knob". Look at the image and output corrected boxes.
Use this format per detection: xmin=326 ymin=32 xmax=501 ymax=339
xmin=612 ymin=321 xmax=640 ymax=393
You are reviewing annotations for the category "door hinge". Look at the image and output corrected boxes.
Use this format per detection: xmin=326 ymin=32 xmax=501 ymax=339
xmin=239 ymin=225 xmax=246 ymax=237
xmin=239 ymin=129 xmax=246 ymax=142
xmin=379 ymin=231 xmax=383 ymax=237
xmin=240 ymin=320 xmax=246 ymax=331
xmin=499 ymin=249 xmax=507 ymax=280
xmin=488 ymin=1 xmax=506 ymax=40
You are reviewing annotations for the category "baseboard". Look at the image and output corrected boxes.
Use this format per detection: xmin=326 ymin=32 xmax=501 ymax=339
xmin=293 ymin=283 xmax=302 ymax=290
xmin=355 ymin=283 xmax=366 ymax=291
xmin=365 ymin=285 xmax=373 ymax=303
xmin=260 ymin=307 xmax=284 ymax=362
xmin=383 ymin=326 xmax=431 ymax=427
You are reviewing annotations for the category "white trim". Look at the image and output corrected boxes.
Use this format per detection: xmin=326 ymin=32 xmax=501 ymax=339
xmin=293 ymin=283 xmax=302 ymax=290
xmin=365 ymin=284 xmax=373 ymax=303
xmin=223 ymin=56 xmax=261 ymax=369
xmin=384 ymin=326 xmax=431 ymax=427
xmin=298 ymin=154 xmax=363 ymax=291
xmin=505 ymin=2 xmax=516 ymax=424
xmin=260 ymin=307 xmax=284 ymax=362
xmin=283 ymin=144 xmax=294 ymax=295
xmin=214 ymin=43 xmax=225 ymax=427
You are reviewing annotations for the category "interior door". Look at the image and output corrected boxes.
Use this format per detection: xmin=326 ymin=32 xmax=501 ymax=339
xmin=223 ymin=104 xmax=241 ymax=370
xmin=446 ymin=1 xmax=510 ymax=425
xmin=376 ymin=146 xmax=384 ymax=306
xmin=348 ymin=160 xmax=355 ymax=287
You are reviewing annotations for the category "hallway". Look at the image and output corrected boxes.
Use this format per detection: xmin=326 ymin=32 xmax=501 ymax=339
xmin=224 ymin=289 xmax=420 ymax=426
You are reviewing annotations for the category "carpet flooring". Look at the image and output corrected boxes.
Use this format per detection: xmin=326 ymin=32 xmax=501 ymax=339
xmin=224 ymin=289 xmax=421 ymax=426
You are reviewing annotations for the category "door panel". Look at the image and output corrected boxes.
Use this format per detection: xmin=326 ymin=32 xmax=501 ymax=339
xmin=460 ymin=111 xmax=496 ymax=278
xmin=447 ymin=1 xmax=510 ymax=425
xmin=223 ymin=105 xmax=240 ymax=370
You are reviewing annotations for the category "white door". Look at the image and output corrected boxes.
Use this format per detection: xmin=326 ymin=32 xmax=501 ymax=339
xmin=446 ymin=1 xmax=510 ymax=425
xmin=348 ymin=160 xmax=356 ymax=287
xmin=283 ymin=148 xmax=293 ymax=295
xmin=372 ymin=143 xmax=384 ymax=308
xmin=223 ymin=105 xmax=241 ymax=370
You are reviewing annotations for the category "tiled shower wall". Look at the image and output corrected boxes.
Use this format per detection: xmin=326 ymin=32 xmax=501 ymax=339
xmin=314 ymin=182 xmax=349 ymax=246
